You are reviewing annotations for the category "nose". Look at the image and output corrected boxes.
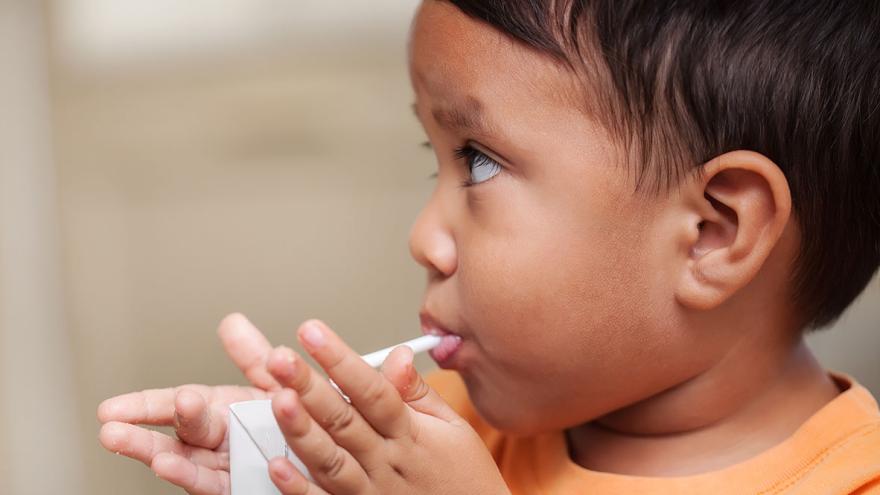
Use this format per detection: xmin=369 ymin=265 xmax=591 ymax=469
xmin=408 ymin=190 xmax=457 ymax=278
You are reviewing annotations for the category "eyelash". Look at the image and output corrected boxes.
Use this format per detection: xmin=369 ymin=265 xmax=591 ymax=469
xmin=418 ymin=141 xmax=503 ymax=187
xmin=454 ymin=144 xmax=488 ymax=187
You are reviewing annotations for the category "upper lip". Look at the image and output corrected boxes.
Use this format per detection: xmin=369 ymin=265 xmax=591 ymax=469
xmin=419 ymin=310 xmax=460 ymax=337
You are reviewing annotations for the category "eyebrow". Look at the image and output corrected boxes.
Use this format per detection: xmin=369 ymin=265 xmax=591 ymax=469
xmin=411 ymin=96 xmax=493 ymax=135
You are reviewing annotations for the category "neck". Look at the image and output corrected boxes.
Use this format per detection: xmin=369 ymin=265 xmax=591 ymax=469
xmin=566 ymin=337 xmax=840 ymax=476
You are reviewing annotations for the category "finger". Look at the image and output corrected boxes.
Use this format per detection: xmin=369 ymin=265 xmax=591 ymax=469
xmin=272 ymin=389 xmax=368 ymax=494
xmin=266 ymin=346 xmax=380 ymax=458
xmin=174 ymin=387 xmax=228 ymax=449
xmin=297 ymin=319 xmax=409 ymax=438
xmin=382 ymin=346 xmax=459 ymax=423
xmin=98 ymin=388 xmax=178 ymax=425
xmin=176 ymin=386 xmax=270 ymax=448
xmin=218 ymin=312 xmax=280 ymax=391
xmin=99 ymin=385 xmax=263 ymax=436
xmin=99 ymin=421 xmax=229 ymax=471
xmin=268 ymin=457 xmax=331 ymax=495
xmin=152 ymin=452 xmax=230 ymax=495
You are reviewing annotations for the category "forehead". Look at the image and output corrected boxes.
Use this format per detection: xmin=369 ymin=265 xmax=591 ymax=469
xmin=408 ymin=1 xmax=582 ymax=116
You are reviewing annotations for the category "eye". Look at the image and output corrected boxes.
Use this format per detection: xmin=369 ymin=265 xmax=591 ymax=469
xmin=454 ymin=144 xmax=503 ymax=186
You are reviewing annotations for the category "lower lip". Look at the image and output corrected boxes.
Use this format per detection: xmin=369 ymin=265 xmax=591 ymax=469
xmin=428 ymin=334 xmax=463 ymax=368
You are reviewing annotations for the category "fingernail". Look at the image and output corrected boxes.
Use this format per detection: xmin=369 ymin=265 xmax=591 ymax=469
xmin=272 ymin=459 xmax=293 ymax=481
xmin=300 ymin=322 xmax=325 ymax=349
xmin=279 ymin=392 xmax=298 ymax=418
xmin=275 ymin=346 xmax=296 ymax=367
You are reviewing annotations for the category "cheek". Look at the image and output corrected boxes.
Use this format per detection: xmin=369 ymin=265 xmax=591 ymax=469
xmin=453 ymin=189 xmax=674 ymax=431
xmin=457 ymin=177 xmax=646 ymax=351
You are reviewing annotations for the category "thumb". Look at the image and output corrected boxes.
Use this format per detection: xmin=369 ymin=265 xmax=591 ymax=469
xmin=381 ymin=345 xmax=459 ymax=423
xmin=173 ymin=387 xmax=224 ymax=449
xmin=217 ymin=313 xmax=280 ymax=392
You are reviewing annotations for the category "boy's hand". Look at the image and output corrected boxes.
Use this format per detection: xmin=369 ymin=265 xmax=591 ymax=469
xmin=263 ymin=320 xmax=509 ymax=495
xmin=97 ymin=314 xmax=279 ymax=494
xmin=98 ymin=384 xmax=267 ymax=494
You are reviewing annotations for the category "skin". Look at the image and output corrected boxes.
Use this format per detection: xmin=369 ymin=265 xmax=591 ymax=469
xmin=99 ymin=314 xmax=506 ymax=494
xmin=97 ymin=0 xmax=843 ymax=491
xmin=406 ymin=1 xmax=839 ymax=475
xmin=410 ymin=2 xmax=838 ymax=475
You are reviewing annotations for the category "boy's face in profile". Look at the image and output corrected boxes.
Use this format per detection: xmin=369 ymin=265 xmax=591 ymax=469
xmin=407 ymin=1 xmax=721 ymax=434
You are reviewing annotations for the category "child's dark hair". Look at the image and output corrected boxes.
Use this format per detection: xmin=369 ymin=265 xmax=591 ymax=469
xmin=445 ymin=0 xmax=880 ymax=330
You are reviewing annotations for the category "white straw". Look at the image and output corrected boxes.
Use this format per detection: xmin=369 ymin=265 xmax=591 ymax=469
xmin=360 ymin=334 xmax=443 ymax=368
xmin=330 ymin=335 xmax=443 ymax=404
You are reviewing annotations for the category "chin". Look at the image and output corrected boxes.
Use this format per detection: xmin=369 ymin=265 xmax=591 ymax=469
xmin=469 ymin=391 xmax=552 ymax=435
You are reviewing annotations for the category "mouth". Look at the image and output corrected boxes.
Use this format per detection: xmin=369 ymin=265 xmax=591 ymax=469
xmin=419 ymin=314 xmax=458 ymax=337
xmin=419 ymin=311 xmax=464 ymax=367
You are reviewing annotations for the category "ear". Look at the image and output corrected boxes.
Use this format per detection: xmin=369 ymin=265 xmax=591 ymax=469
xmin=674 ymin=150 xmax=792 ymax=311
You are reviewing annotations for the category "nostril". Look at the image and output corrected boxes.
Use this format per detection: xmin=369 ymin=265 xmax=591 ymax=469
xmin=427 ymin=266 xmax=447 ymax=283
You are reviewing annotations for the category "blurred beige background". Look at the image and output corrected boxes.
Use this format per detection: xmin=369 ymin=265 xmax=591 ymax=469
xmin=0 ymin=1 xmax=877 ymax=494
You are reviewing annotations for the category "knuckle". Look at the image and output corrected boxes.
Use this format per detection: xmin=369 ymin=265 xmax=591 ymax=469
xmin=318 ymin=449 xmax=348 ymax=478
xmin=325 ymin=348 xmax=347 ymax=370
xmin=409 ymin=379 xmax=430 ymax=401
xmin=390 ymin=463 xmax=406 ymax=479
xmin=323 ymin=404 xmax=356 ymax=434
xmin=296 ymin=369 xmax=317 ymax=398
xmin=383 ymin=441 xmax=414 ymax=479
xmin=359 ymin=377 xmax=388 ymax=405
xmin=294 ymin=367 xmax=317 ymax=394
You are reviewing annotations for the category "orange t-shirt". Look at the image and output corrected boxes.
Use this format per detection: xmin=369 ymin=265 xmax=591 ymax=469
xmin=426 ymin=370 xmax=880 ymax=494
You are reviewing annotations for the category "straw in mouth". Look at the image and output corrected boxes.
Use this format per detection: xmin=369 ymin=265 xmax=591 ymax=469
xmin=360 ymin=334 xmax=443 ymax=368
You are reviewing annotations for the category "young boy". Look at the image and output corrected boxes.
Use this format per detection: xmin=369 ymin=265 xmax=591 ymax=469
xmin=98 ymin=0 xmax=880 ymax=493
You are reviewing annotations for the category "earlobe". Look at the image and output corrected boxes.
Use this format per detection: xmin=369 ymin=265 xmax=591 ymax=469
xmin=675 ymin=151 xmax=793 ymax=311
